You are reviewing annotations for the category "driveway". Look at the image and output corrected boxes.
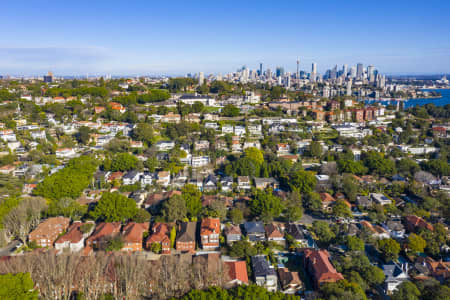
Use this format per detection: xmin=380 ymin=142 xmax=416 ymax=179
xmin=299 ymin=212 xmax=331 ymax=225
xmin=0 ymin=240 xmax=20 ymax=257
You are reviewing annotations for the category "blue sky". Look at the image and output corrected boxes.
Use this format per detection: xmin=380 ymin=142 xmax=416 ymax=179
xmin=1 ymin=0 xmax=449 ymax=76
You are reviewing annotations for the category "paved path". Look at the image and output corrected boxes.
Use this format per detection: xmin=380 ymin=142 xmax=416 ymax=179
xmin=0 ymin=240 xmax=20 ymax=257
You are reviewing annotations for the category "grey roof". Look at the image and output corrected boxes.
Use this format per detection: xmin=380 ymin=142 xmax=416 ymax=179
xmin=386 ymin=221 xmax=405 ymax=231
xmin=123 ymin=170 xmax=140 ymax=179
xmin=383 ymin=263 xmax=406 ymax=281
xmin=244 ymin=222 xmax=265 ymax=234
xmin=252 ymin=255 xmax=276 ymax=277
xmin=286 ymin=224 xmax=306 ymax=240
xmin=177 ymin=222 xmax=197 ymax=243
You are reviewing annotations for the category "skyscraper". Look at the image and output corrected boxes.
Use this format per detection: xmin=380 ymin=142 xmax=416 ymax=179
xmin=346 ymin=79 xmax=352 ymax=96
xmin=276 ymin=67 xmax=285 ymax=77
xmin=198 ymin=72 xmax=204 ymax=85
xmin=342 ymin=64 xmax=348 ymax=77
xmin=259 ymin=63 xmax=263 ymax=77
xmin=312 ymin=63 xmax=317 ymax=74
xmin=356 ymin=63 xmax=364 ymax=79
xmin=43 ymin=71 xmax=53 ymax=83
xmin=350 ymin=66 xmax=357 ymax=78
xmin=367 ymin=65 xmax=375 ymax=83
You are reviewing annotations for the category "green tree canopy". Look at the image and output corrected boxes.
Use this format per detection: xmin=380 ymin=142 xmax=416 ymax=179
xmin=90 ymin=192 xmax=138 ymax=222
xmin=182 ymin=184 xmax=202 ymax=218
xmin=0 ymin=273 xmax=38 ymax=300
xmin=378 ymin=238 xmax=401 ymax=262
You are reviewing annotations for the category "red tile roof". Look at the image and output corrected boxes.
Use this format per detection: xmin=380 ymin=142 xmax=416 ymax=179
xmin=225 ymin=261 xmax=248 ymax=285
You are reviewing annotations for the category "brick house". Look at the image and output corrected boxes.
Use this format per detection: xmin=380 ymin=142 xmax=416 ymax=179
xmin=176 ymin=222 xmax=197 ymax=252
xmin=28 ymin=217 xmax=71 ymax=248
xmin=304 ymin=249 xmax=344 ymax=289
xmin=146 ymin=222 xmax=171 ymax=254
xmin=224 ymin=260 xmax=249 ymax=288
xmin=405 ymin=215 xmax=434 ymax=232
xmin=121 ymin=222 xmax=149 ymax=252
xmin=54 ymin=221 xmax=94 ymax=253
xmin=86 ymin=222 xmax=122 ymax=249
xmin=200 ymin=218 xmax=220 ymax=250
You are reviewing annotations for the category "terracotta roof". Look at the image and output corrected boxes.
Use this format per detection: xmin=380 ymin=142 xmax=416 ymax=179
xmin=122 ymin=222 xmax=149 ymax=243
xmin=29 ymin=217 xmax=71 ymax=244
xmin=55 ymin=222 xmax=84 ymax=245
xmin=320 ymin=192 xmax=336 ymax=204
xmin=86 ymin=222 xmax=121 ymax=244
xmin=200 ymin=218 xmax=220 ymax=236
xmin=225 ymin=225 xmax=242 ymax=235
xmin=405 ymin=215 xmax=434 ymax=231
xmin=278 ymin=267 xmax=301 ymax=287
xmin=225 ymin=261 xmax=248 ymax=284
xmin=265 ymin=223 xmax=283 ymax=239
xmin=304 ymin=249 xmax=344 ymax=284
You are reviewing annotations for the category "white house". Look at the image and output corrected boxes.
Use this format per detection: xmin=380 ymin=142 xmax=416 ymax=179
xmin=191 ymin=156 xmax=210 ymax=168
xmin=156 ymin=141 xmax=175 ymax=151
xmin=56 ymin=148 xmax=76 ymax=159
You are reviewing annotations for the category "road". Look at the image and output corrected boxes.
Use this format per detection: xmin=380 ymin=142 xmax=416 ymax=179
xmin=0 ymin=240 xmax=20 ymax=257
xmin=299 ymin=212 xmax=331 ymax=225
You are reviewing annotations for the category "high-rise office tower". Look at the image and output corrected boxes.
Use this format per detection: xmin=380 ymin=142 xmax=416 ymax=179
xmin=276 ymin=66 xmax=285 ymax=77
xmin=367 ymin=65 xmax=375 ymax=83
xmin=312 ymin=63 xmax=317 ymax=74
xmin=259 ymin=63 xmax=263 ymax=77
xmin=330 ymin=65 xmax=338 ymax=79
xmin=43 ymin=71 xmax=53 ymax=83
xmin=198 ymin=72 xmax=204 ymax=85
xmin=266 ymin=69 xmax=272 ymax=78
xmin=356 ymin=63 xmax=364 ymax=79
xmin=346 ymin=79 xmax=352 ymax=96
xmin=350 ymin=66 xmax=357 ymax=78
xmin=343 ymin=64 xmax=348 ymax=77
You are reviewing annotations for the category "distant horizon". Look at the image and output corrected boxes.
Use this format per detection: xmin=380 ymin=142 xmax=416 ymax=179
xmin=1 ymin=1 xmax=449 ymax=76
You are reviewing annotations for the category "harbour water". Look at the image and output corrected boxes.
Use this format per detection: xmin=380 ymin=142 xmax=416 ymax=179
xmin=364 ymin=88 xmax=450 ymax=108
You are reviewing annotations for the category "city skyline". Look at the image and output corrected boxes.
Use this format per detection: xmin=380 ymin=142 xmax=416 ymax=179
xmin=1 ymin=0 xmax=449 ymax=75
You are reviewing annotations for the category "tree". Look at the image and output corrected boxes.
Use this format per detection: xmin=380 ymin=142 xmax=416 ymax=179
xmin=362 ymin=151 xmax=396 ymax=176
xmin=0 ymin=273 xmax=38 ymax=300
xmin=208 ymin=200 xmax=227 ymax=221
xmin=3 ymin=197 xmax=47 ymax=245
xmin=342 ymin=175 xmax=359 ymax=202
xmin=320 ymin=280 xmax=367 ymax=300
xmin=311 ymin=221 xmax=335 ymax=244
xmin=34 ymin=156 xmax=98 ymax=200
xmin=182 ymin=184 xmax=202 ymax=218
xmin=90 ymin=192 xmax=138 ymax=222
xmin=229 ymin=240 xmax=257 ymax=258
xmin=133 ymin=209 xmax=151 ymax=223
xmin=192 ymin=101 xmax=204 ymax=113
xmin=288 ymin=170 xmax=317 ymax=193
xmin=131 ymin=123 xmax=154 ymax=145
xmin=163 ymin=194 xmax=187 ymax=222
xmin=363 ymin=266 xmax=385 ymax=286
xmin=308 ymin=141 xmax=323 ymax=158
xmin=338 ymin=160 xmax=368 ymax=175
xmin=378 ymin=238 xmax=400 ymax=262
xmin=347 ymin=236 xmax=365 ymax=252
xmin=391 ymin=281 xmax=421 ymax=300
xmin=408 ymin=233 xmax=426 ymax=253
xmin=74 ymin=126 xmax=91 ymax=145
xmin=228 ymin=208 xmax=243 ymax=225
xmin=150 ymin=242 xmax=162 ymax=254
xmin=222 ymin=104 xmax=240 ymax=117
xmin=106 ymin=153 xmax=138 ymax=172
xmin=332 ymin=200 xmax=352 ymax=218
xmin=250 ymin=189 xmax=283 ymax=222
xmin=284 ymin=191 xmax=303 ymax=222
xmin=47 ymin=197 xmax=87 ymax=219
xmin=304 ymin=192 xmax=322 ymax=212
xmin=105 ymin=235 xmax=124 ymax=252
xmin=244 ymin=147 xmax=264 ymax=166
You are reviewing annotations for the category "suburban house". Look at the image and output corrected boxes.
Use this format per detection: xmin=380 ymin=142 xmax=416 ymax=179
xmin=224 ymin=225 xmax=242 ymax=244
xmin=277 ymin=267 xmax=303 ymax=294
xmin=254 ymin=177 xmax=279 ymax=190
xmin=304 ymin=249 xmax=344 ymax=289
xmin=123 ymin=170 xmax=141 ymax=185
xmin=146 ymin=222 xmax=171 ymax=254
xmin=238 ymin=176 xmax=251 ymax=191
xmin=86 ymin=222 xmax=122 ymax=249
xmin=320 ymin=193 xmax=336 ymax=212
xmin=54 ymin=221 xmax=94 ymax=253
xmin=265 ymin=223 xmax=285 ymax=243
xmin=370 ymin=193 xmax=392 ymax=205
xmin=382 ymin=263 xmax=409 ymax=294
xmin=220 ymin=176 xmax=234 ymax=192
xmin=251 ymin=255 xmax=278 ymax=292
xmin=285 ymin=223 xmax=308 ymax=247
xmin=224 ymin=260 xmax=249 ymax=288
xmin=405 ymin=215 xmax=434 ymax=232
xmin=176 ymin=222 xmax=197 ymax=252
xmin=200 ymin=218 xmax=220 ymax=250
xmin=360 ymin=221 xmax=390 ymax=239
xmin=203 ymin=174 xmax=218 ymax=191
xmin=244 ymin=222 xmax=266 ymax=242
xmin=28 ymin=217 xmax=71 ymax=248
xmin=382 ymin=221 xmax=406 ymax=239
xmin=156 ymin=171 xmax=171 ymax=187
xmin=121 ymin=222 xmax=149 ymax=252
